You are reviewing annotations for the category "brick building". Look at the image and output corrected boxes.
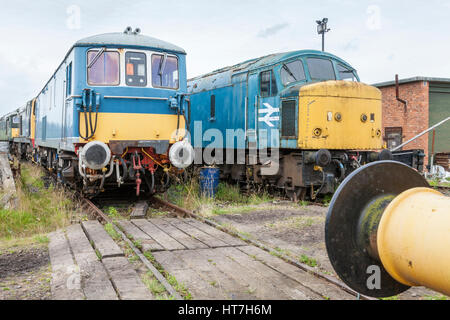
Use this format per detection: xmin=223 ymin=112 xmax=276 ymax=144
xmin=373 ymin=77 xmax=450 ymax=168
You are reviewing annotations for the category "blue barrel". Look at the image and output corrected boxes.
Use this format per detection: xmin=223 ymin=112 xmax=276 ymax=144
xmin=199 ymin=167 xmax=220 ymax=198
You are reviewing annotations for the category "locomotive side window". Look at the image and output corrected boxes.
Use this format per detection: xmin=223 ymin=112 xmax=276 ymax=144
xmin=281 ymin=100 xmax=297 ymax=137
xmin=306 ymin=58 xmax=336 ymax=81
xmin=125 ymin=52 xmax=147 ymax=87
xmin=87 ymin=50 xmax=120 ymax=86
xmin=210 ymin=94 xmax=216 ymax=120
xmin=66 ymin=62 xmax=72 ymax=95
xmin=337 ymin=64 xmax=356 ymax=81
xmin=151 ymin=54 xmax=179 ymax=89
xmin=281 ymin=61 xmax=306 ymax=86
xmin=260 ymin=70 xmax=278 ymax=97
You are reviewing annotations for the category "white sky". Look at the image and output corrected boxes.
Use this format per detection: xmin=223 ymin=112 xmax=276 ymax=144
xmin=1 ymin=0 xmax=450 ymax=113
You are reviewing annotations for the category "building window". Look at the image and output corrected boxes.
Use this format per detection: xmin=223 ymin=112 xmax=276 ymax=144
xmin=125 ymin=52 xmax=147 ymax=87
xmin=87 ymin=50 xmax=120 ymax=86
xmin=385 ymin=127 xmax=403 ymax=150
xmin=260 ymin=70 xmax=278 ymax=97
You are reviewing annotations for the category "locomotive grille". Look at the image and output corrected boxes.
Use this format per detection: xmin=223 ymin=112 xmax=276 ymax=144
xmin=281 ymin=100 xmax=296 ymax=137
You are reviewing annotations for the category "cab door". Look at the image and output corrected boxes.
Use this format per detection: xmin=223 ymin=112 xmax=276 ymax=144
xmin=246 ymin=72 xmax=259 ymax=149
xmin=257 ymin=70 xmax=280 ymax=150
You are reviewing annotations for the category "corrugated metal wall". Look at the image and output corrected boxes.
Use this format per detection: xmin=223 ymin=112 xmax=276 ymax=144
xmin=429 ymin=83 xmax=450 ymax=155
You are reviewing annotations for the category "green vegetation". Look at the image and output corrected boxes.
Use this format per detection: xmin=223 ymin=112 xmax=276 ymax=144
xmin=380 ymin=295 xmax=399 ymax=301
xmin=33 ymin=235 xmax=49 ymax=244
xmin=104 ymin=223 xmax=121 ymax=241
xmin=142 ymin=272 xmax=166 ymax=296
xmin=143 ymin=251 xmax=192 ymax=300
xmin=0 ymin=163 xmax=74 ymax=241
xmin=423 ymin=294 xmax=448 ymax=301
xmin=299 ymin=254 xmax=318 ymax=268
xmin=164 ymin=177 xmax=273 ymax=218
xmin=266 ymin=216 xmax=324 ymax=230
xmin=428 ymin=178 xmax=450 ymax=188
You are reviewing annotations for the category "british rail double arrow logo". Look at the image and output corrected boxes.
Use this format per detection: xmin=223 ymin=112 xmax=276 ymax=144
xmin=258 ymin=103 xmax=280 ymax=127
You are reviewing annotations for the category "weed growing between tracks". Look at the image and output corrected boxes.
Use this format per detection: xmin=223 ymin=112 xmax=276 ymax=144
xmin=104 ymin=223 xmax=192 ymax=300
xmin=0 ymin=163 xmax=79 ymax=243
xmin=143 ymin=251 xmax=192 ymax=300
xmin=164 ymin=177 xmax=273 ymax=218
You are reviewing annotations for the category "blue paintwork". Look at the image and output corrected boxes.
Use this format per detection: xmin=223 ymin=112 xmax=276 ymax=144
xmin=188 ymin=50 xmax=359 ymax=150
xmin=33 ymin=32 xmax=188 ymax=152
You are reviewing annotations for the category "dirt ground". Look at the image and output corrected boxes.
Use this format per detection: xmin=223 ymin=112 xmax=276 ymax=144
xmin=0 ymin=246 xmax=52 ymax=300
xmin=212 ymin=202 xmax=447 ymax=300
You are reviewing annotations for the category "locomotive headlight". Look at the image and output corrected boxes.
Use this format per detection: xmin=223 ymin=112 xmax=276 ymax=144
xmin=80 ymin=141 xmax=111 ymax=170
xmin=169 ymin=139 xmax=194 ymax=169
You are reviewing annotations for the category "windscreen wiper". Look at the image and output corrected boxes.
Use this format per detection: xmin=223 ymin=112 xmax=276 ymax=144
xmin=158 ymin=53 xmax=168 ymax=77
xmin=282 ymin=64 xmax=297 ymax=81
xmin=88 ymin=47 xmax=106 ymax=69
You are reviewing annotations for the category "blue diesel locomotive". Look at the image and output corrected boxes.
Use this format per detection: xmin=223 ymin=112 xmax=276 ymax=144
xmin=7 ymin=28 xmax=189 ymax=196
xmin=187 ymin=50 xmax=391 ymax=199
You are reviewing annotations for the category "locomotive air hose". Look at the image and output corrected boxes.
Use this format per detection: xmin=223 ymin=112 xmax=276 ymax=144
xmin=313 ymin=170 xmax=327 ymax=200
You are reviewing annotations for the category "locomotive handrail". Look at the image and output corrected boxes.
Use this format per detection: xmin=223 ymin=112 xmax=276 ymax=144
xmin=103 ymin=95 xmax=168 ymax=101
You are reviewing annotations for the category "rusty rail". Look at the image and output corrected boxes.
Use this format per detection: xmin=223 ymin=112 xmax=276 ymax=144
xmin=81 ymin=197 xmax=183 ymax=300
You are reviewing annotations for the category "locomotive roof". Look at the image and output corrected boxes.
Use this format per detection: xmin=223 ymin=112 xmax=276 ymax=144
xmin=74 ymin=32 xmax=186 ymax=54
xmin=188 ymin=50 xmax=355 ymax=92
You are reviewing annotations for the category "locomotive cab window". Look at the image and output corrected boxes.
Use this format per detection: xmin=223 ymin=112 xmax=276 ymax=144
xmin=306 ymin=58 xmax=336 ymax=81
xmin=281 ymin=60 xmax=306 ymax=86
xmin=151 ymin=54 xmax=179 ymax=89
xmin=125 ymin=52 xmax=147 ymax=87
xmin=337 ymin=64 xmax=357 ymax=81
xmin=87 ymin=50 xmax=120 ymax=86
xmin=260 ymin=70 xmax=278 ymax=97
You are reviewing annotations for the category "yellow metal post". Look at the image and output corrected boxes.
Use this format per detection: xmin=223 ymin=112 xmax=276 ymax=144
xmin=377 ymin=188 xmax=450 ymax=296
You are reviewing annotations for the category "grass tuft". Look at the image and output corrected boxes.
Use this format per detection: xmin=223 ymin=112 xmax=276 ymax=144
xmin=104 ymin=223 xmax=121 ymax=241
xmin=0 ymin=163 xmax=74 ymax=240
xmin=163 ymin=173 xmax=273 ymax=218
xmin=299 ymin=254 xmax=318 ymax=268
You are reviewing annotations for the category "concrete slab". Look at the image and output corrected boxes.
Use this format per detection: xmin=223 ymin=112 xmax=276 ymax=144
xmin=130 ymin=201 xmax=148 ymax=219
xmin=48 ymin=231 xmax=85 ymax=300
xmin=150 ymin=218 xmax=208 ymax=250
xmin=82 ymin=220 xmax=123 ymax=259
xmin=66 ymin=224 xmax=118 ymax=300
xmin=163 ymin=218 xmax=229 ymax=248
xmin=118 ymin=220 xmax=164 ymax=252
xmin=238 ymin=245 xmax=355 ymax=300
xmin=132 ymin=219 xmax=186 ymax=251
xmin=102 ymin=257 xmax=153 ymax=300
xmin=184 ymin=218 xmax=246 ymax=247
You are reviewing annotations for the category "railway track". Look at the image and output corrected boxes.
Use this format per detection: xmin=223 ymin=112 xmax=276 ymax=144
xmin=81 ymin=192 xmax=375 ymax=300
xmin=80 ymin=196 xmax=183 ymax=300
xmin=20 ymin=157 xmax=373 ymax=299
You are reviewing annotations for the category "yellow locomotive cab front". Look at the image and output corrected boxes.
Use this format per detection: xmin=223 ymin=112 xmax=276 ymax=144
xmin=298 ymin=81 xmax=383 ymax=150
